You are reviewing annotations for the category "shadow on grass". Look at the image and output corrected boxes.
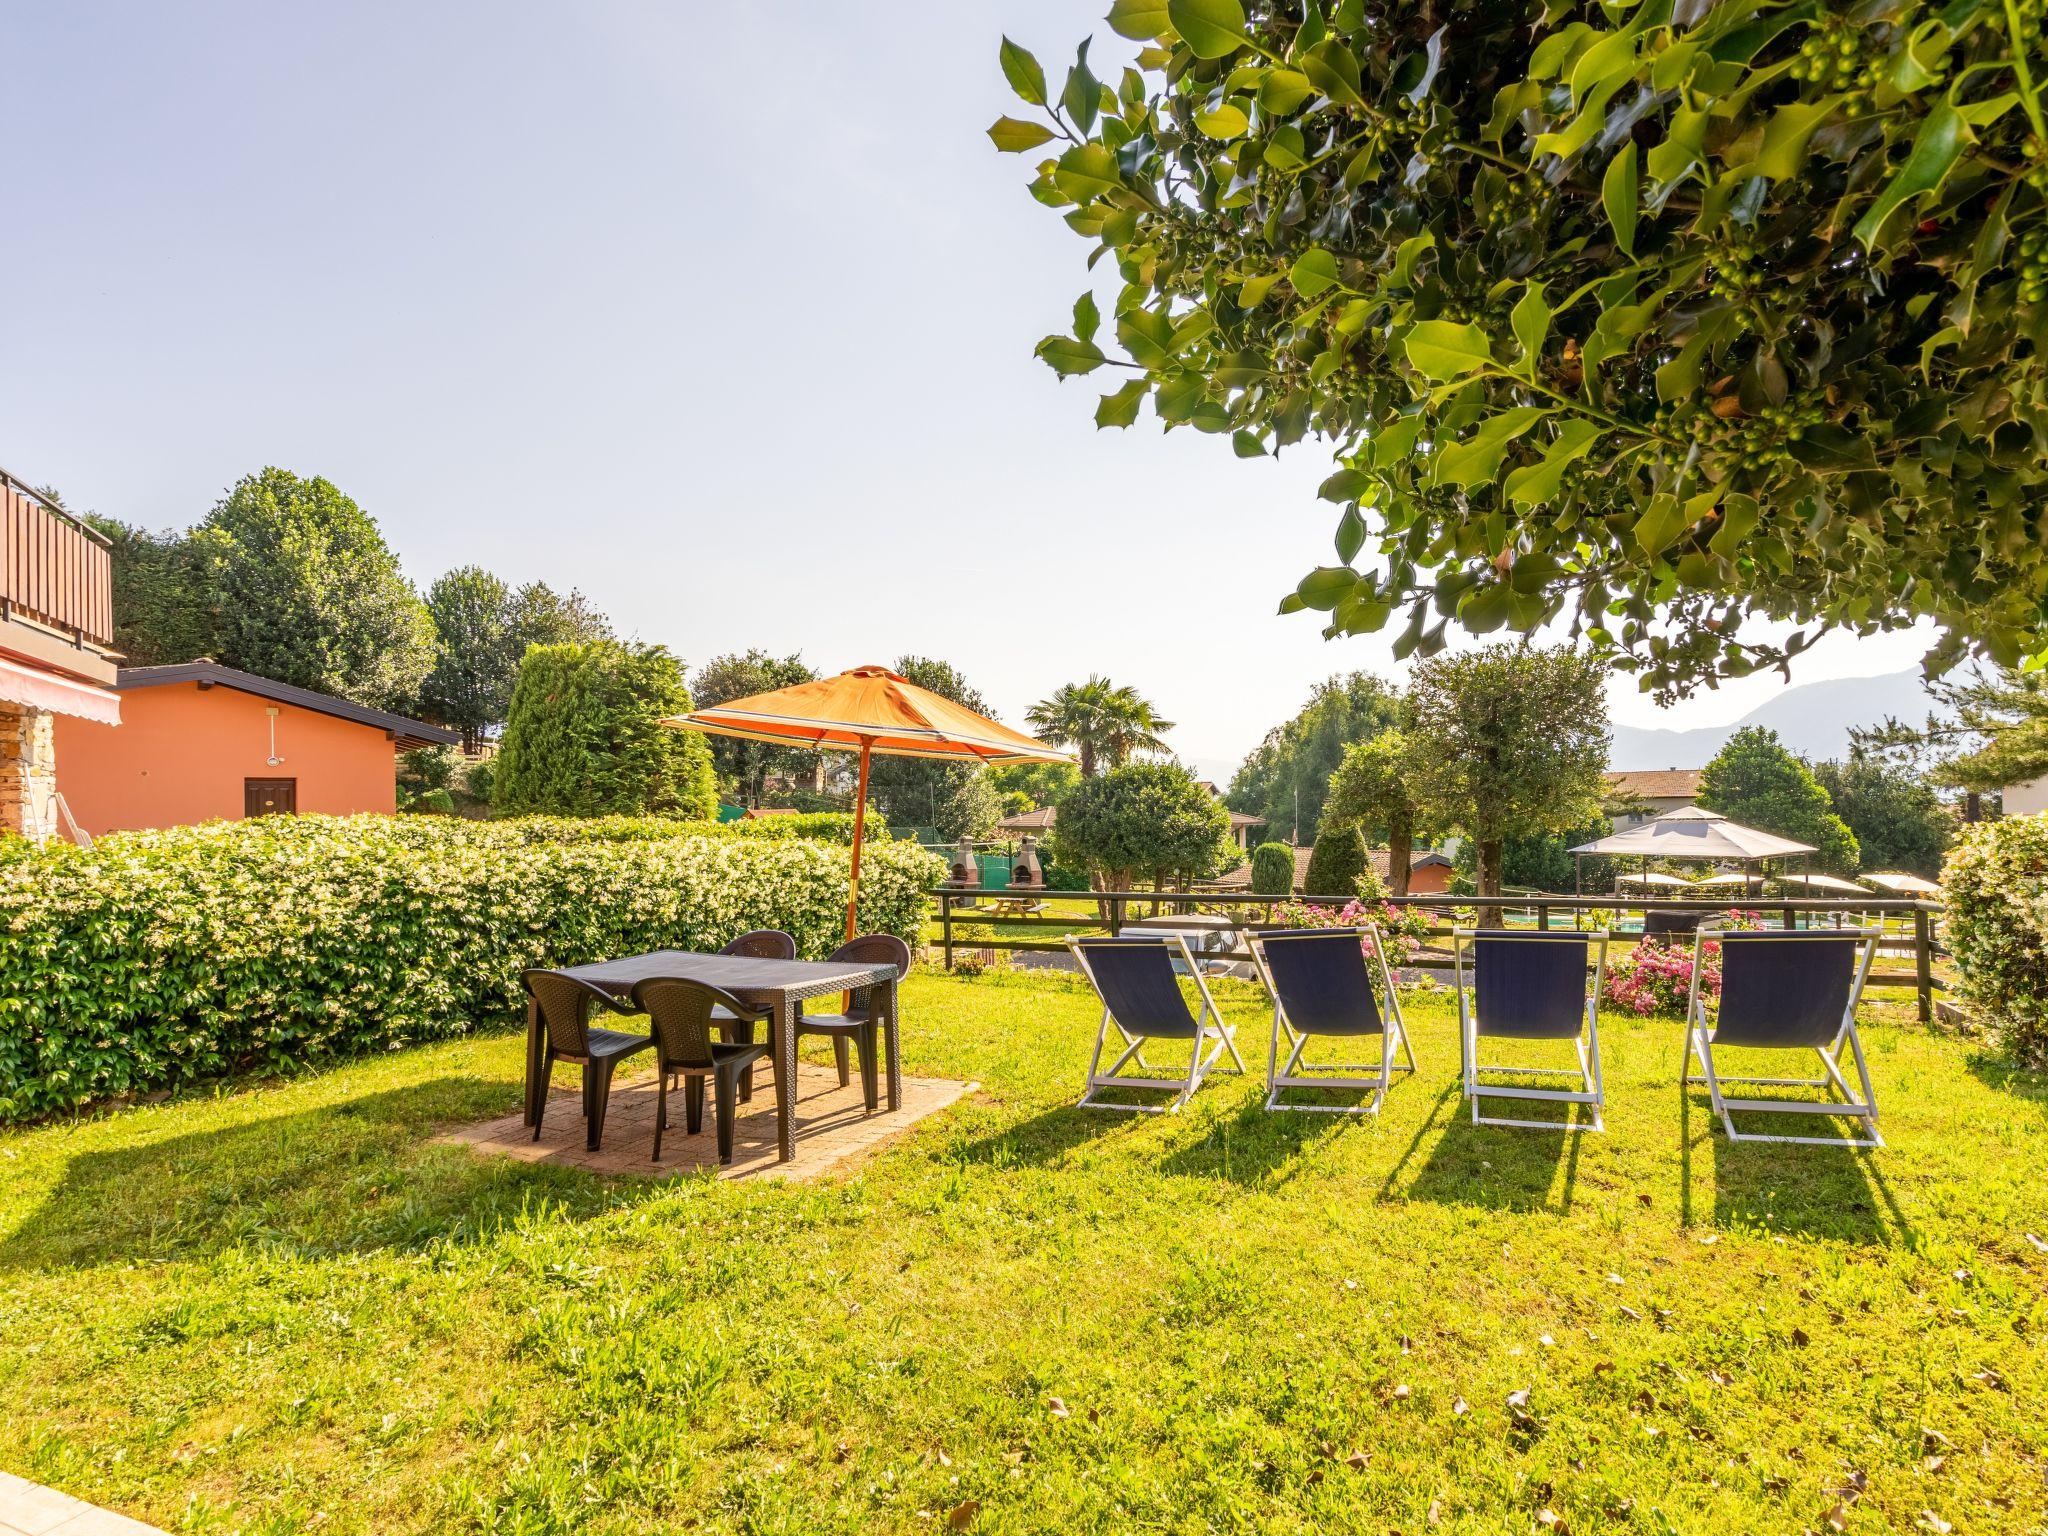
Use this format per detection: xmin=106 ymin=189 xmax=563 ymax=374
xmin=0 ymin=1077 xmax=651 ymax=1272
xmin=1157 ymin=1087 xmax=1352 ymax=1186
xmin=1678 ymin=1083 xmax=1911 ymax=1246
xmin=951 ymin=1100 xmax=1127 ymax=1170
xmin=1394 ymin=1086 xmax=1588 ymax=1215
xmin=1967 ymin=1051 xmax=2048 ymax=1116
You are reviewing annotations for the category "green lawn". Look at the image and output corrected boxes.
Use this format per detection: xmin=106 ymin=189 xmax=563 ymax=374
xmin=2 ymin=970 xmax=2043 ymax=1534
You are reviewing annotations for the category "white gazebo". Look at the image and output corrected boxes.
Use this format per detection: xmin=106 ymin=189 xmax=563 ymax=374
xmin=1568 ymin=805 xmax=1818 ymax=894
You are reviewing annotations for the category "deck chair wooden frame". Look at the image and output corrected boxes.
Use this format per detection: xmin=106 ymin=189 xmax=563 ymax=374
xmin=1454 ymin=928 xmax=1610 ymax=1133
xmin=1068 ymin=934 xmax=1245 ymax=1113
xmin=1247 ymin=926 xmax=1415 ymax=1114
xmin=1682 ymin=926 xmax=1883 ymax=1149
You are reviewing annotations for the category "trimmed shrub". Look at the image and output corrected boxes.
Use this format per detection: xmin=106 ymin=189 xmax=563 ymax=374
xmin=1054 ymin=763 xmax=1235 ymax=889
xmin=1251 ymin=841 xmax=1297 ymax=895
xmin=1303 ymin=824 xmax=1368 ymax=897
xmin=0 ymin=814 xmax=942 ymax=1122
xmin=1946 ymin=812 xmax=2048 ymax=1063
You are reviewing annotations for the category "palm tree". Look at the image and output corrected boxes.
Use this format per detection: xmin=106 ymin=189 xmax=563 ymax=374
xmin=1097 ymin=683 xmax=1174 ymax=769
xmin=1026 ymin=677 xmax=1173 ymax=775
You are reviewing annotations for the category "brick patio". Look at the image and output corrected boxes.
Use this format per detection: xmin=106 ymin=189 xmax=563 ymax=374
xmin=440 ymin=1059 xmax=973 ymax=1180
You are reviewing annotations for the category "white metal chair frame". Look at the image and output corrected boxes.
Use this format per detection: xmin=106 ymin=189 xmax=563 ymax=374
xmin=1454 ymin=928 xmax=1610 ymax=1133
xmin=1247 ymin=926 xmax=1415 ymax=1115
xmin=1682 ymin=926 xmax=1883 ymax=1149
xmin=1067 ymin=934 xmax=1246 ymax=1113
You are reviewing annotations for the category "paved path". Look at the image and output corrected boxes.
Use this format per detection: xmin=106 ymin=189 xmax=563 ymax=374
xmin=0 ymin=1472 xmax=165 ymax=1536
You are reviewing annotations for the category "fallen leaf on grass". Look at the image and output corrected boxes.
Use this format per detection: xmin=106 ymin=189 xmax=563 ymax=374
xmin=1921 ymin=1428 xmax=1950 ymax=1455
xmin=947 ymin=1500 xmax=980 ymax=1530
xmin=1392 ymin=1384 xmax=1411 ymax=1401
xmin=1617 ymin=1305 xmax=1642 ymax=1322
xmin=1427 ymin=1498 xmax=1443 ymax=1527
xmin=1086 ymin=1406 xmax=1099 ymax=1426
xmin=1452 ymin=1398 xmax=1470 ymax=1417
xmin=1790 ymin=1328 xmax=1810 ymax=1347
xmin=1922 ymin=1455 xmax=1946 ymax=1474
xmin=2025 ymin=1232 xmax=2047 ymax=1253
xmin=1536 ymin=1508 xmax=1569 ymax=1532
xmin=833 ymin=1440 xmax=852 ymax=1464
xmin=1047 ymin=1397 xmax=1070 ymax=1419
xmin=1916 ymin=1514 xmax=1952 ymax=1534
xmin=1346 ymin=1451 xmax=1369 ymax=1470
xmin=1970 ymin=1367 xmax=2009 ymax=1391
xmin=1506 ymin=1389 xmax=1531 ymax=1410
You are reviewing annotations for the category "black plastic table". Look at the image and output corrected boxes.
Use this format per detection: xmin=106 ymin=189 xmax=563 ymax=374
xmin=521 ymin=949 xmax=901 ymax=1163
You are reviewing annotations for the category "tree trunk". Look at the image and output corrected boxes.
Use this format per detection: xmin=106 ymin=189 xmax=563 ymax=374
xmin=1388 ymin=819 xmax=1413 ymax=897
xmin=1476 ymin=838 xmax=1505 ymax=928
xmin=1079 ymin=741 xmax=1097 ymax=778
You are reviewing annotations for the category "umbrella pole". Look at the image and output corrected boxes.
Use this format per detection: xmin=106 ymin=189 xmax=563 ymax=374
xmin=845 ymin=737 xmax=873 ymax=942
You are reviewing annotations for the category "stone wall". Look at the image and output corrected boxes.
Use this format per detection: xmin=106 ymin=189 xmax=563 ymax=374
xmin=0 ymin=703 xmax=57 ymax=841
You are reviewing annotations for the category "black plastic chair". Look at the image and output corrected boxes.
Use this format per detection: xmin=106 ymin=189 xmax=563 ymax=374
xmin=1682 ymin=928 xmax=1882 ymax=1147
xmin=716 ymin=929 xmax=796 ymax=1101
xmin=1248 ymin=927 xmax=1415 ymax=1114
xmin=1067 ymin=935 xmax=1244 ymax=1112
xmin=522 ymin=969 xmax=654 ymax=1151
xmin=1453 ymin=930 xmax=1610 ymax=1132
xmin=629 ymin=976 xmax=775 ymax=1164
xmin=793 ymin=934 xmax=908 ymax=1112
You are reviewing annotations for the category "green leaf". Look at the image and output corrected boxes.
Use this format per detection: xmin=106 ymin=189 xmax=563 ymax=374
xmin=1318 ymin=467 xmax=1371 ymax=502
xmin=1073 ymin=292 xmax=1100 ymax=344
xmin=1233 ymin=429 xmax=1268 ymax=458
xmin=1390 ymin=232 xmax=1435 ymax=288
xmin=1503 ymin=419 xmax=1602 ymax=507
xmin=1094 ymin=378 xmax=1149 ymax=427
xmin=1167 ymin=0 xmax=1248 ymax=59
xmin=1633 ymin=494 xmax=1687 ymax=557
xmin=1299 ymin=40 xmax=1366 ymax=106
xmin=1749 ymin=98 xmax=1841 ymax=181
xmin=1602 ymin=146 xmax=1638 ymax=256
xmin=1000 ymin=37 xmax=1047 ymax=106
xmin=1402 ymin=319 xmax=1494 ymax=379
xmin=1708 ymin=494 xmax=1760 ymax=559
xmin=987 ymin=117 xmax=1055 ymax=153
xmin=1335 ymin=504 xmax=1366 ymax=561
xmin=1062 ymin=42 xmax=1102 ymax=134
xmin=1117 ymin=307 xmax=1178 ymax=367
xmin=1195 ymin=101 xmax=1251 ymax=138
xmin=1106 ymin=0 xmax=1173 ymax=41
xmin=1853 ymin=100 xmax=1971 ymax=250
xmin=1259 ymin=68 xmax=1315 ymax=114
xmin=1568 ymin=27 xmax=1640 ymax=108
xmin=1459 ymin=583 xmax=1512 ymax=634
xmin=1238 ymin=272 xmax=1281 ymax=306
xmin=1036 ymin=335 xmax=1107 ymax=376
xmin=1289 ymin=247 xmax=1342 ymax=298
xmin=1434 ymin=406 xmax=1549 ymax=488
xmin=1511 ymin=284 xmax=1551 ymax=374
xmin=1295 ymin=566 xmax=1357 ymax=611
xmin=1053 ymin=144 xmax=1122 ymax=200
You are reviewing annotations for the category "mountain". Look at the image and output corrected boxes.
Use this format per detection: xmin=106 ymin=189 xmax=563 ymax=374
xmin=1609 ymin=669 xmax=1937 ymax=770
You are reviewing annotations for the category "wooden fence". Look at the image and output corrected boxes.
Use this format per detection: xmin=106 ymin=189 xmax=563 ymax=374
xmin=929 ymin=888 xmax=1946 ymax=1023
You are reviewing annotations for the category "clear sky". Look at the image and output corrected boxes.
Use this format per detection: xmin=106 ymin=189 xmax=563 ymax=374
xmin=0 ymin=2 xmax=1936 ymax=783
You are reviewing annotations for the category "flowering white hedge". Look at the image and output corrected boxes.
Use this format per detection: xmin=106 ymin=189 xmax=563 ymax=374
xmin=0 ymin=815 xmax=941 ymax=1122
xmin=1945 ymin=812 xmax=2048 ymax=1064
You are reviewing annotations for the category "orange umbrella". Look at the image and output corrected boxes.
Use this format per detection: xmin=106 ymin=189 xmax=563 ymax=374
xmin=663 ymin=665 xmax=1072 ymax=938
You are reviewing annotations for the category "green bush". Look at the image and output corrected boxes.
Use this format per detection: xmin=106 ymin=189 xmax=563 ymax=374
xmin=0 ymin=814 xmax=941 ymax=1123
xmin=1303 ymin=825 xmax=1368 ymax=897
xmin=1053 ymin=763 xmax=1235 ymax=889
xmin=1945 ymin=813 xmax=2048 ymax=1064
xmin=493 ymin=641 xmax=717 ymax=819
xmin=403 ymin=788 xmax=457 ymax=816
xmin=1250 ymin=841 xmax=1297 ymax=895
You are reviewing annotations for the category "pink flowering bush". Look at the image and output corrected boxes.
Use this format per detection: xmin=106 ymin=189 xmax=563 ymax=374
xmin=1602 ymin=937 xmax=1722 ymax=1018
xmin=1269 ymin=898 xmax=1433 ymax=963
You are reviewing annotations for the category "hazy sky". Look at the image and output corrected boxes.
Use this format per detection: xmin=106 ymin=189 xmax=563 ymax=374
xmin=1 ymin=2 xmax=1936 ymax=781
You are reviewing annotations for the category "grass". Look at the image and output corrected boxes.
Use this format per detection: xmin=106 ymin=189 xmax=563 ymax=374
xmin=1 ymin=968 xmax=2044 ymax=1534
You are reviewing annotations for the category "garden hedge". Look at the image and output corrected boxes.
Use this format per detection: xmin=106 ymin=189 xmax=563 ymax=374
xmin=1945 ymin=812 xmax=2048 ymax=1065
xmin=0 ymin=815 xmax=941 ymax=1122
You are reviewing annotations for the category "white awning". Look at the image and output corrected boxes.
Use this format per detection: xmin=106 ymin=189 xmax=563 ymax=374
xmin=0 ymin=656 xmax=121 ymax=725
xmin=1570 ymin=805 xmax=1816 ymax=861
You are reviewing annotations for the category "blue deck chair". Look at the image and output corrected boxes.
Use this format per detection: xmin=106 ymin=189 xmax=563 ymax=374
xmin=1247 ymin=927 xmax=1415 ymax=1114
xmin=1683 ymin=927 xmax=1882 ymax=1148
xmin=1067 ymin=935 xmax=1244 ymax=1112
xmin=1453 ymin=929 xmax=1610 ymax=1132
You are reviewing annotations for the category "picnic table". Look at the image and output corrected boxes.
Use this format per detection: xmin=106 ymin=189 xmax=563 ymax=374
xmin=522 ymin=949 xmax=901 ymax=1163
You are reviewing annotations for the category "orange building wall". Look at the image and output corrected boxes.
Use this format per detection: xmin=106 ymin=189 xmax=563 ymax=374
xmin=53 ymin=682 xmax=400 ymax=834
xmin=1408 ymin=863 xmax=1453 ymax=896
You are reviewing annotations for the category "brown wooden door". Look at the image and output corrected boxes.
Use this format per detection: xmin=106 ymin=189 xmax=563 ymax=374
xmin=244 ymin=778 xmax=297 ymax=817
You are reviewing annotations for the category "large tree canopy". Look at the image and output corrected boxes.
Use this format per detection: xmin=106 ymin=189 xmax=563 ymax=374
xmin=190 ymin=469 xmax=435 ymax=710
xmin=1227 ymin=670 xmax=1402 ymax=842
xmin=691 ymin=649 xmax=819 ymax=805
xmin=1813 ymin=752 xmax=1955 ymax=876
xmin=998 ymin=0 xmax=2048 ymax=699
xmin=1400 ymin=643 xmax=1610 ymax=909
xmin=1697 ymin=724 xmax=1861 ymax=871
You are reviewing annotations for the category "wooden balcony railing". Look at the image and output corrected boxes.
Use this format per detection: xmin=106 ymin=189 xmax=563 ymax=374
xmin=0 ymin=469 xmax=114 ymax=652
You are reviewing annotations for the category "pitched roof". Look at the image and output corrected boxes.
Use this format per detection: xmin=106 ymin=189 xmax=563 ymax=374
xmin=1605 ymin=767 xmax=1703 ymax=801
xmin=1569 ymin=804 xmax=1815 ymax=860
xmin=116 ymin=661 xmax=458 ymax=750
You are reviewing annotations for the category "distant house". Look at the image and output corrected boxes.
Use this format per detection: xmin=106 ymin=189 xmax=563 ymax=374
xmin=1604 ymin=768 xmax=1703 ymax=828
xmin=54 ymin=661 xmax=456 ymax=835
xmin=2004 ymin=778 xmax=2048 ymax=815
xmin=1208 ymin=843 xmax=1454 ymax=895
